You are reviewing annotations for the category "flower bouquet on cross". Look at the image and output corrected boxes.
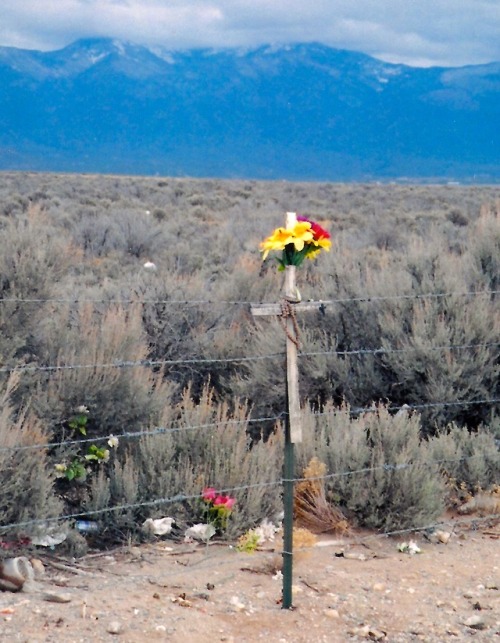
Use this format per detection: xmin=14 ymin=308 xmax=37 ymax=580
xmin=260 ymin=214 xmax=331 ymax=271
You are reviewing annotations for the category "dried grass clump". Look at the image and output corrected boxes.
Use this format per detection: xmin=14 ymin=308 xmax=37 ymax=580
xmin=0 ymin=374 xmax=63 ymax=543
xmin=294 ymin=457 xmax=348 ymax=534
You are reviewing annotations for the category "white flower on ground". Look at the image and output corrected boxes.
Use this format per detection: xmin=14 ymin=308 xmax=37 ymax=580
xmin=143 ymin=261 xmax=157 ymax=271
xmin=76 ymin=405 xmax=89 ymax=414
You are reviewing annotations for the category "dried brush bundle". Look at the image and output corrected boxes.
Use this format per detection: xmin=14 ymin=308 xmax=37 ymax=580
xmin=294 ymin=457 xmax=349 ymax=534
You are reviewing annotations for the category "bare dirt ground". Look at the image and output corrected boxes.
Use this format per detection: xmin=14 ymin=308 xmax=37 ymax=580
xmin=1 ymin=519 xmax=499 ymax=643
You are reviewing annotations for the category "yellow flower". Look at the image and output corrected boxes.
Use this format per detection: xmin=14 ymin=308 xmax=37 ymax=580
xmin=259 ymin=227 xmax=293 ymax=260
xmin=289 ymin=221 xmax=314 ymax=251
xmin=260 ymin=222 xmax=314 ymax=260
xmin=312 ymin=237 xmax=332 ymax=251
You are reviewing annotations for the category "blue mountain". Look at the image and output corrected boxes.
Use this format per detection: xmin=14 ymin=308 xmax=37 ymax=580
xmin=0 ymin=38 xmax=498 ymax=181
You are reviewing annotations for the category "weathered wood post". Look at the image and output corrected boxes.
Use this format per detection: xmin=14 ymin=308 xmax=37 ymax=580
xmin=281 ymin=212 xmax=301 ymax=609
xmin=252 ymin=212 xmax=327 ymax=608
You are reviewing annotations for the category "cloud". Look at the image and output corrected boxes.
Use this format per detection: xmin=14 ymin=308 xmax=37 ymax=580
xmin=0 ymin=0 xmax=499 ymax=67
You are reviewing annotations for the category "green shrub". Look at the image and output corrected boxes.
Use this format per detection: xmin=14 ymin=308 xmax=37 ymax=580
xmin=427 ymin=424 xmax=500 ymax=496
xmin=297 ymin=404 xmax=445 ymax=531
xmin=83 ymin=385 xmax=283 ymax=541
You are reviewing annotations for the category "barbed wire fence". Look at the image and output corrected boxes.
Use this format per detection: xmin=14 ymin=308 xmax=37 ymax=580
xmin=0 ymin=288 xmax=499 ymax=575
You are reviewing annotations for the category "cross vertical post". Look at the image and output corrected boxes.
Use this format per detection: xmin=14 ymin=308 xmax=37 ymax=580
xmin=251 ymin=212 xmax=308 ymax=609
xmin=252 ymin=212 xmax=329 ymax=608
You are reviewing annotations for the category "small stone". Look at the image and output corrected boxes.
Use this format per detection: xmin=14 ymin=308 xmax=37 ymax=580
xmin=343 ymin=552 xmax=367 ymax=561
xmin=107 ymin=620 xmax=122 ymax=635
xmin=30 ymin=559 xmax=45 ymax=578
xmin=155 ymin=625 xmax=167 ymax=632
xmin=229 ymin=596 xmax=246 ymax=612
xmin=323 ymin=608 xmax=340 ymax=619
xmin=372 ymin=583 xmax=386 ymax=592
xmin=463 ymin=614 xmax=487 ymax=630
xmin=42 ymin=592 xmax=72 ymax=603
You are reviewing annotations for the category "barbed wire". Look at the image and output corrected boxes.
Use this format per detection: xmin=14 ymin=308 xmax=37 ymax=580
xmin=1 ymin=341 xmax=497 ymax=375
xmin=0 ymin=288 xmax=497 ymax=307
xmin=0 ymin=412 xmax=285 ymax=454
xmin=301 ymin=341 xmax=500 ymax=359
xmin=1 ymin=452 xmax=497 ymax=533
xmin=0 ymin=396 xmax=498 ymax=456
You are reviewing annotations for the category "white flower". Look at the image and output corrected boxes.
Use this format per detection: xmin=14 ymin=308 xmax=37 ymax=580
xmin=76 ymin=405 xmax=89 ymax=414
xmin=54 ymin=463 xmax=67 ymax=478
xmin=101 ymin=449 xmax=110 ymax=463
xmin=143 ymin=261 xmax=157 ymax=271
xmin=107 ymin=435 xmax=119 ymax=448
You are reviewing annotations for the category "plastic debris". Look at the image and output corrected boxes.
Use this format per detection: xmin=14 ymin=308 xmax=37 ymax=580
xmin=184 ymin=523 xmax=216 ymax=542
xmin=31 ymin=527 xmax=67 ymax=547
xmin=142 ymin=517 xmax=175 ymax=536
xmin=75 ymin=521 xmax=100 ymax=534
xmin=0 ymin=557 xmax=34 ymax=592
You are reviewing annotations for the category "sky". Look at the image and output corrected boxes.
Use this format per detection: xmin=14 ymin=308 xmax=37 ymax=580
xmin=1 ymin=0 xmax=499 ymax=68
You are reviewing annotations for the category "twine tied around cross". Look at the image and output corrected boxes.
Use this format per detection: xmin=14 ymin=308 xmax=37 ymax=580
xmin=279 ymin=299 xmax=301 ymax=348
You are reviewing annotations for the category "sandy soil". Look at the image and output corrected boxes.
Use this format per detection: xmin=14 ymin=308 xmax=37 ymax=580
xmin=1 ymin=519 xmax=499 ymax=643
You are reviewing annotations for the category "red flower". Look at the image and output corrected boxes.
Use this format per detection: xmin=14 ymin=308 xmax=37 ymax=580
xmin=297 ymin=215 xmax=330 ymax=241
xmin=213 ymin=494 xmax=236 ymax=510
xmin=202 ymin=487 xmax=217 ymax=502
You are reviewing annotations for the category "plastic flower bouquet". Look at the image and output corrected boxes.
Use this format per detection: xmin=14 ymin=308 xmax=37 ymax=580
xmin=202 ymin=487 xmax=236 ymax=532
xmin=260 ymin=215 xmax=331 ymax=270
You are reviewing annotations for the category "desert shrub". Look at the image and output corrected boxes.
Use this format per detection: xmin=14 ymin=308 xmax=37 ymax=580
xmin=297 ymin=403 xmax=445 ymax=531
xmin=0 ymin=205 xmax=74 ymax=366
xmin=30 ymin=303 xmax=172 ymax=438
xmin=83 ymin=385 xmax=283 ymax=541
xmin=427 ymin=424 xmax=500 ymax=497
xmin=70 ymin=207 xmax=165 ymax=259
xmin=0 ymin=374 xmax=63 ymax=541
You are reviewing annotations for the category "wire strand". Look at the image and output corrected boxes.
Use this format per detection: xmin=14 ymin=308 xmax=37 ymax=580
xmin=0 ymin=289 xmax=497 ymax=307
xmin=1 ymin=341 xmax=497 ymax=375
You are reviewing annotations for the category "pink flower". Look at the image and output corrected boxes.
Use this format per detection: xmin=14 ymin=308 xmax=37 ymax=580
xmin=213 ymin=495 xmax=236 ymax=510
xmin=202 ymin=487 xmax=217 ymax=502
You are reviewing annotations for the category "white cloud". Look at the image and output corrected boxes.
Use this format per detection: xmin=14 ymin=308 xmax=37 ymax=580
xmin=0 ymin=0 xmax=499 ymax=67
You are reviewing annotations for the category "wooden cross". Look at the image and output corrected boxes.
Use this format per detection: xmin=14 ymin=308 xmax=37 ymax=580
xmin=251 ymin=211 xmax=328 ymax=609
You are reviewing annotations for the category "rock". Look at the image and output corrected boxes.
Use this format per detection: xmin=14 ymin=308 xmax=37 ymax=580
xmin=463 ymin=614 xmax=487 ymax=630
xmin=323 ymin=608 xmax=340 ymax=618
xmin=343 ymin=552 xmax=367 ymax=561
xmin=107 ymin=621 xmax=123 ymax=635
xmin=229 ymin=596 xmax=246 ymax=612
xmin=30 ymin=559 xmax=45 ymax=578
xmin=42 ymin=591 xmax=72 ymax=603
xmin=427 ymin=529 xmax=451 ymax=544
xmin=371 ymin=583 xmax=386 ymax=592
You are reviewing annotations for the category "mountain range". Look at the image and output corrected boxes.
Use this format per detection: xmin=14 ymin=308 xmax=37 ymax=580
xmin=0 ymin=38 xmax=499 ymax=181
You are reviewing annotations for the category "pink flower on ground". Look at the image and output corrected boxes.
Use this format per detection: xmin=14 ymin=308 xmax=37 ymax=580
xmin=202 ymin=487 xmax=217 ymax=502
